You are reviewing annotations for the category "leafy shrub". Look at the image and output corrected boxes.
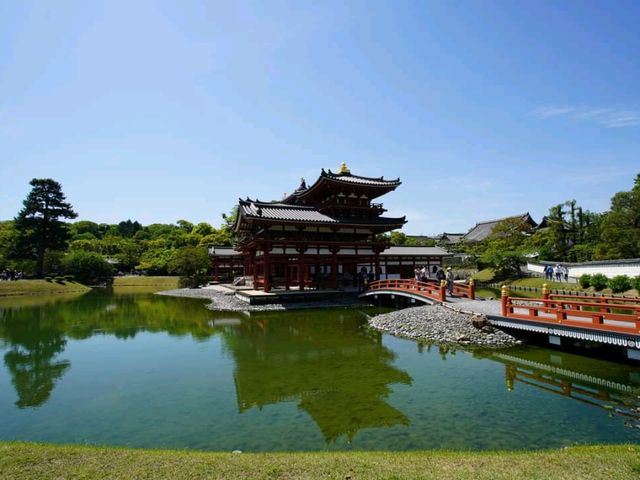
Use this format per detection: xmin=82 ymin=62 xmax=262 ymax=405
xmin=54 ymin=276 xmax=65 ymax=283
xmin=634 ymin=275 xmax=640 ymax=292
xmin=578 ymin=274 xmax=591 ymax=289
xmin=608 ymin=275 xmax=632 ymax=293
xmin=64 ymin=275 xmax=75 ymax=282
xmin=590 ymin=273 xmax=608 ymax=291
xmin=62 ymin=251 xmax=113 ymax=284
xmin=44 ymin=276 xmax=53 ymax=282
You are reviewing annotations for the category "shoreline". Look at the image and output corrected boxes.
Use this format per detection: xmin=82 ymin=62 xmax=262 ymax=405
xmin=156 ymin=287 xmax=373 ymax=312
xmin=0 ymin=279 xmax=91 ymax=298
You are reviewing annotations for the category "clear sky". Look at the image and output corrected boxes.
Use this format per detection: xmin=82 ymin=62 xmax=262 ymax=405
xmin=1 ymin=0 xmax=638 ymax=234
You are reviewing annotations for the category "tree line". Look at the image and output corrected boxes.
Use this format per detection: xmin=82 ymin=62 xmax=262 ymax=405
xmin=1 ymin=179 xmax=234 ymax=284
xmin=448 ymin=173 xmax=640 ymax=278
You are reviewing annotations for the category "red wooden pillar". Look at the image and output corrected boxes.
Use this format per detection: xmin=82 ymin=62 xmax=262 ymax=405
xmin=468 ymin=278 xmax=475 ymax=300
xmin=251 ymin=250 xmax=258 ymax=288
xmin=297 ymin=248 xmax=305 ymax=291
xmin=284 ymin=257 xmax=290 ymax=291
xmin=243 ymin=253 xmax=250 ymax=278
xmin=331 ymin=250 xmax=338 ymax=289
xmin=263 ymin=246 xmax=271 ymax=292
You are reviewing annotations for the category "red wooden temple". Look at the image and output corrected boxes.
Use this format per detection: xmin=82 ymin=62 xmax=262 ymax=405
xmin=232 ymin=163 xmax=407 ymax=292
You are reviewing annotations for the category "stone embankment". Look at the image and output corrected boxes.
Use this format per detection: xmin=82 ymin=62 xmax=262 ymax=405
xmin=157 ymin=287 xmax=368 ymax=312
xmin=369 ymin=305 xmax=518 ymax=348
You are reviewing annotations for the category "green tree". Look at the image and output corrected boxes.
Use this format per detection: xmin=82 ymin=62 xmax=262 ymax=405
xmin=192 ymin=222 xmax=214 ymax=236
xmin=176 ymin=220 xmax=194 ymax=233
xmin=114 ymin=240 xmax=143 ymax=271
xmin=198 ymin=229 xmax=233 ymax=247
xmin=0 ymin=221 xmax=19 ymax=269
xmin=389 ymin=231 xmax=407 ymax=245
xmin=61 ymin=251 xmax=113 ymax=284
xmin=136 ymin=248 xmax=174 ymax=275
xmin=117 ymin=220 xmax=142 ymax=238
xmin=69 ymin=220 xmax=101 ymax=239
xmin=595 ymin=174 xmax=640 ymax=259
xmin=14 ymin=179 xmax=78 ymax=277
xmin=168 ymin=246 xmax=210 ymax=285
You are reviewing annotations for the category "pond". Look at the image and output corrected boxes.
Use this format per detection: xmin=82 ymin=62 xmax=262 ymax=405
xmin=1 ymin=289 xmax=639 ymax=451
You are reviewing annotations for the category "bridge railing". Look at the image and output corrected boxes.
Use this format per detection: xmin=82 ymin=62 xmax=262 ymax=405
xmin=549 ymin=293 xmax=640 ymax=306
xmin=451 ymin=280 xmax=476 ymax=300
xmin=368 ymin=279 xmax=446 ymax=302
xmin=500 ymin=286 xmax=640 ymax=335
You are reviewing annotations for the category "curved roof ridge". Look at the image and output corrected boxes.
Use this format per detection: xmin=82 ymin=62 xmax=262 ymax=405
xmin=471 ymin=212 xmax=531 ymax=226
xmin=240 ymin=198 xmax=317 ymax=209
xmin=324 ymin=169 xmax=399 ymax=183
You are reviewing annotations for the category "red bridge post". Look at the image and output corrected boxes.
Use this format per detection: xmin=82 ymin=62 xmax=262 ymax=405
xmin=501 ymin=285 xmax=510 ymax=317
xmin=468 ymin=278 xmax=475 ymax=300
xmin=439 ymin=280 xmax=446 ymax=302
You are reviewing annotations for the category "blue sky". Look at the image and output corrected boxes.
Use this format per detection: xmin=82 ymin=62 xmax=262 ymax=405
xmin=1 ymin=0 xmax=638 ymax=234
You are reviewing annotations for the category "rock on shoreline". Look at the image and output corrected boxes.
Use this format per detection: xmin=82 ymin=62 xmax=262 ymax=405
xmin=368 ymin=305 xmax=518 ymax=348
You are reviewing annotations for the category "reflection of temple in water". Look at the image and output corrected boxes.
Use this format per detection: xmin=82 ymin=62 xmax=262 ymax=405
xmin=488 ymin=349 xmax=640 ymax=427
xmin=223 ymin=310 xmax=412 ymax=443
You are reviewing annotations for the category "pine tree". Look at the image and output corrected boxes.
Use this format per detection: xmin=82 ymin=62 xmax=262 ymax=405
xmin=14 ymin=179 xmax=78 ymax=277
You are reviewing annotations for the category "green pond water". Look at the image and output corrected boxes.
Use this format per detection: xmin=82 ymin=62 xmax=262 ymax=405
xmin=1 ymin=289 xmax=639 ymax=451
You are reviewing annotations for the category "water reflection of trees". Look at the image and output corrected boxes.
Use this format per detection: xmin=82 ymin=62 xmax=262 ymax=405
xmin=223 ymin=309 xmax=412 ymax=443
xmin=0 ymin=292 xmax=223 ymax=408
xmin=3 ymin=319 xmax=69 ymax=408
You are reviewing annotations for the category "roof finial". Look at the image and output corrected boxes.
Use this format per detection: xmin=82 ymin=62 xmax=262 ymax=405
xmin=339 ymin=162 xmax=350 ymax=174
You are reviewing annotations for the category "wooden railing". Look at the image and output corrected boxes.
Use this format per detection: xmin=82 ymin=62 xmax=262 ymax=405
xmin=549 ymin=293 xmax=640 ymax=306
xmin=451 ymin=280 xmax=476 ymax=300
xmin=367 ymin=278 xmax=476 ymax=302
xmin=367 ymin=279 xmax=446 ymax=302
xmin=500 ymin=286 xmax=640 ymax=335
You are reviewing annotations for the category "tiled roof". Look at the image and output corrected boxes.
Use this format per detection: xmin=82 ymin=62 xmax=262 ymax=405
xmin=381 ymin=246 xmax=452 ymax=256
xmin=322 ymin=170 xmax=401 ymax=187
xmin=464 ymin=213 xmax=535 ymax=242
xmin=240 ymin=200 xmax=338 ymax=223
xmin=237 ymin=199 xmax=406 ymax=227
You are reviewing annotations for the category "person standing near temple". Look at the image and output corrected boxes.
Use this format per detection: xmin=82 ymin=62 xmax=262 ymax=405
xmin=445 ymin=267 xmax=454 ymax=295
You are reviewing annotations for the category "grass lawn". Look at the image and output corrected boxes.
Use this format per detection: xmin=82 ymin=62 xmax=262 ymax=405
xmin=472 ymin=268 xmax=495 ymax=282
xmin=1 ymin=443 xmax=638 ymax=480
xmin=507 ymin=277 xmax=584 ymax=291
xmin=0 ymin=279 xmax=90 ymax=297
xmin=112 ymin=276 xmax=180 ymax=289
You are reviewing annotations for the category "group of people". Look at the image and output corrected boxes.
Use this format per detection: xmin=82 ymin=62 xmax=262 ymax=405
xmin=414 ymin=265 xmax=456 ymax=294
xmin=544 ymin=264 xmax=569 ymax=282
xmin=357 ymin=267 xmax=376 ymax=292
xmin=1 ymin=269 xmax=25 ymax=281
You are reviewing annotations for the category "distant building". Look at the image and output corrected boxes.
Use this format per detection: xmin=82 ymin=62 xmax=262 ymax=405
xmin=437 ymin=232 xmax=466 ymax=245
xmin=463 ymin=213 xmax=537 ymax=243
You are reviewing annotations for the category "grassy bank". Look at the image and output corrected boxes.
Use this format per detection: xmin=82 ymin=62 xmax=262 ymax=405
xmin=0 ymin=279 xmax=90 ymax=297
xmin=112 ymin=276 xmax=180 ymax=289
xmin=1 ymin=443 xmax=638 ymax=480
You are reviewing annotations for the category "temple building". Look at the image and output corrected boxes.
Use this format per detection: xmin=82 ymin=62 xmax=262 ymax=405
xmin=210 ymin=163 xmax=451 ymax=291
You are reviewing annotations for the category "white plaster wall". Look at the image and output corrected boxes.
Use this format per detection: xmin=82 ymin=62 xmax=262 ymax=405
xmin=527 ymin=262 xmax=640 ymax=279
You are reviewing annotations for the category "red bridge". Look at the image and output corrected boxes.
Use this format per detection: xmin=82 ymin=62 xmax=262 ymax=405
xmin=361 ymin=278 xmax=475 ymax=304
xmin=362 ymin=279 xmax=640 ymax=359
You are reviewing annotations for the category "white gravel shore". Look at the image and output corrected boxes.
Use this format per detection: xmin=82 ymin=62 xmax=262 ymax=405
xmin=368 ymin=305 xmax=518 ymax=348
